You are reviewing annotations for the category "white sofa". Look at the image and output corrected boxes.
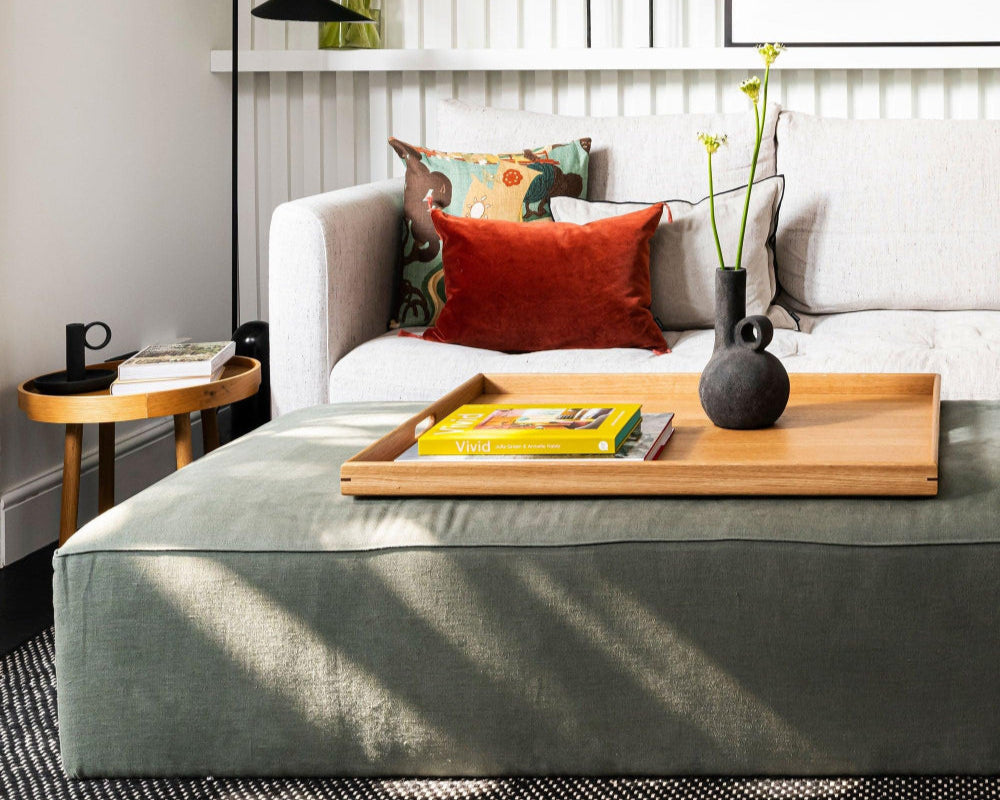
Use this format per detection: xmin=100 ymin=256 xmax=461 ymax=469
xmin=269 ymin=101 xmax=1000 ymax=413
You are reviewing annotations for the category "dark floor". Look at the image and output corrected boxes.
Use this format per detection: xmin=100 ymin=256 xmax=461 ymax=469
xmin=0 ymin=542 xmax=56 ymax=657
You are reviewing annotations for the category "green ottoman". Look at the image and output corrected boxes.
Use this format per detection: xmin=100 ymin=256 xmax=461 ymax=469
xmin=54 ymin=401 xmax=1000 ymax=777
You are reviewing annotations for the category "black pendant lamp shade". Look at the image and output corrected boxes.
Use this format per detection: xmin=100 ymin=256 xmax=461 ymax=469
xmin=250 ymin=0 xmax=375 ymax=22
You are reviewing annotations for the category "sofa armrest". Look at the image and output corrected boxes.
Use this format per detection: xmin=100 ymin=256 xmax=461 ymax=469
xmin=269 ymin=177 xmax=404 ymax=415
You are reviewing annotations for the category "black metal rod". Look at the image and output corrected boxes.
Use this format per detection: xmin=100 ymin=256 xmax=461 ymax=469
xmin=586 ymin=0 xmax=591 ymax=48
xmin=232 ymin=0 xmax=240 ymax=335
xmin=649 ymin=0 xmax=654 ymax=47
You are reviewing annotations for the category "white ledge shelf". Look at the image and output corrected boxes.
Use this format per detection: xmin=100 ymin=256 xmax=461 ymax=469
xmin=211 ymin=46 xmax=1000 ymax=73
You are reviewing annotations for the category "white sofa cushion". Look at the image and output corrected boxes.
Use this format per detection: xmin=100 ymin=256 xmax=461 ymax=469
xmin=551 ymin=177 xmax=794 ymax=330
xmin=435 ymin=99 xmax=780 ymax=203
xmin=775 ymin=112 xmax=1000 ymax=315
xmin=329 ymin=311 xmax=1000 ymax=403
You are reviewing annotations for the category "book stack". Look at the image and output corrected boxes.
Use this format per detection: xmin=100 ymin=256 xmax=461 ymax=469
xmin=400 ymin=404 xmax=674 ymax=462
xmin=110 ymin=341 xmax=236 ymax=396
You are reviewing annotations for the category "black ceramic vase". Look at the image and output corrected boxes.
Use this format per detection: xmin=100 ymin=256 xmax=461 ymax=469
xmin=698 ymin=268 xmax=790 ymax=429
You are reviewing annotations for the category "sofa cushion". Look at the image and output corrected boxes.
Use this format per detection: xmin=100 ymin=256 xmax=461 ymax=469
xmin=421 ymin=204 xmax=667 ymax=352
xmin=330 ymin=311 xmax=1000 ymax=403
xmin=551 ymin=177 xmax=793 ymax=330
xmin=436 ymin=99 xmax=780 ymax=203
xmin=775 ymin=112 xmax=1000 ymax=315
xmin=388 ymin=137 xmax=591 ymax=327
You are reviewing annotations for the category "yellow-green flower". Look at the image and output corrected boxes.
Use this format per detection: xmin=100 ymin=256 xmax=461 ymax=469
xmin=740 ymin=76 xmax=761 ymax=104
xmin=757 ymin=42 xmax=785 ymax=66
xmin=697 ymin=132 xmax=728 ymax=155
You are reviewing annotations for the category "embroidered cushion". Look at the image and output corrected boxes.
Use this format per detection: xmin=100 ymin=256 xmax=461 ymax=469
xmin=389 ymin=137 xmax=591 ymax=327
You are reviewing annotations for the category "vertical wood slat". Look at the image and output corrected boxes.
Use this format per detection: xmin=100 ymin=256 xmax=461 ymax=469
xmin=624 ymin=71 xmax=653 ymax=116
xmin=368 ymin=72 xmax=390 ymax=180
xmin=983 ymin=70 xmax=1000 ymax=119
xmin=560 ymin=71 xmax=589 ymax=116
xmin=488 ymin=0 xmax=518 ymax=48
xmin=654 ymin=0 xmax=684 ymax=47
xmin=423 ymin=0 xmax=453 ymax=48
xmin=883 ymin=70 xmax=914 ymax=119
xmin=654 ymin=72 xmax=686 ymax=114
xmin=783 ymin=70 xmax=817 ymax=115
xmin=456 ymin=0 xmax=487 ymax=49
xmin=686 ymin=0 xmax=715 ymax=47
xmin=818 ymin=69 xmax=849 ymax=118
xmin=853 ymin=69 xmax=882 ymax=119
xmin=301 ymin=73 xmax=322 ymax=197
xmin=554 ymin=0 xmax=587 ymax=48
xmin=336 ymin=72 xmax=357 ymax=189
xmin=621 ymin=0 xmax=651 ymax=48
xmin=402 ymin=0 xmax=422 ymax=48
xmin=253 ymin=78 xmax=271 ymax=322
xmin=719 ymin=70 xmax=745 ymax=113
xmin=354 ymin=73 xmax=371 ymax=185
xmin=287 ymin=73 xmax=304 ymax=203
xmin=948 ymin=69 xmax=981 ymax=118
xmin=237 ymin=0 xmax=257 ymax=322
xmin=591 ymin=70 xmax=620 ymax=116
xmin=588 ymin=0 xmax=621 ymax=49
xmin=264 ymin=71 xmax=289 ymax=319
xmin=522 ymin=0 xmax=554 ymax=112
xmin=237 ymin=74 xmax=259 ymax=324
xmin=915 ymin=69 xmax=946 ymax=119
xmin=687 ymin=71 xmax=716 ymax=114
xmin=455 ymin=0 xmax=488 ymax=115
xmin=320 ymin=73 xmax=337 ymax=191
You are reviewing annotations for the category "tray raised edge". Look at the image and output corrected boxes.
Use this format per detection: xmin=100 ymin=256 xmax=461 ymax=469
xmin=340 ymin=373 xmax=940 ymax=497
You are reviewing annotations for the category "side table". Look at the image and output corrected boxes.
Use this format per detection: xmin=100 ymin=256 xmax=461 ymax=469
xmin=18 ymin=356 xmax=261 ymax=544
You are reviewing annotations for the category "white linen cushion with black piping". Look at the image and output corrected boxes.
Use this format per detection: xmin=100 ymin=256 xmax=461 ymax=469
xmin=551 ymin=176 xmax=794 ymax=331
xmin=775 ymin=111 xmax=1000 ymax=315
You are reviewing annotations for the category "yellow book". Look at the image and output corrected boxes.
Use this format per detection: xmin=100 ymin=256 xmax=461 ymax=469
xmin=417 ymin=403 xmax=642 ymax=456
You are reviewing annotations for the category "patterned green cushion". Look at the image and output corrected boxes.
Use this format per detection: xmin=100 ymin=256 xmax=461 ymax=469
xmin=388 ymin=137 xmax=591 ymax=328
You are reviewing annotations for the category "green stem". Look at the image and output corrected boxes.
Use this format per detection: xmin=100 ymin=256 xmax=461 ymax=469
xmin=735 ymin=63 xmax=770 ymax=270
xmin=707 ymin=151 xmax=725 ymax=269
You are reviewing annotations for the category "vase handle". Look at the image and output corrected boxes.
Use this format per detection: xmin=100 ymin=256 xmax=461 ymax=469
xmin=734 ymin=315 xmax=773 ymax=353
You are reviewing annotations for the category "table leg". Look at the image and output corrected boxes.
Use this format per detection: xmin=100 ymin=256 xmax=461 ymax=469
xmin=98 ymin=422 xmax=115 ymax=513
xmin=201 ymin=408 xmax=220 ymax=453
xmin=59 ymin=424 xmax=83 ymax=545
xmin=174 ymin=414 xmax=193 ymax=469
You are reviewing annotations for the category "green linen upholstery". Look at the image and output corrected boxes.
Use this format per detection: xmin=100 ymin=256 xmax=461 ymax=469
xmin=54 ymin=401 xmax=1000 ymax=777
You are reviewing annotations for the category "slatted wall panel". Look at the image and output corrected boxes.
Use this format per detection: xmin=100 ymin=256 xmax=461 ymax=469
xmin=237 ymin=0 xmax=1000 ymax=320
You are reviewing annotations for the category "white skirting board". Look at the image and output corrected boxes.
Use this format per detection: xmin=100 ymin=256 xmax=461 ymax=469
xmin=0 ymin=409 xmax=227 ymax=568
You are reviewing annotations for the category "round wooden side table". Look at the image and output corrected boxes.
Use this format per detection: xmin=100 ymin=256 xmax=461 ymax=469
xmin=18 ymin=356 xmax=261 ymax=544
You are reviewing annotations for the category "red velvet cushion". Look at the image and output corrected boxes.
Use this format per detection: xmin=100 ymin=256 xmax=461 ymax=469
xmin=419 ymin=204 xmax=668 ymax=353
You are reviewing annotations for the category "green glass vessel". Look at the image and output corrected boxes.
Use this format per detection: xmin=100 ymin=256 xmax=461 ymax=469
xmin=318 ymin=0 xmax=381 ymax=49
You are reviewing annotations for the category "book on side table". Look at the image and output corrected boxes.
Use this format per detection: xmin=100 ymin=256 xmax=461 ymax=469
xmin=111 ymin=341 xmax=235 ymax=396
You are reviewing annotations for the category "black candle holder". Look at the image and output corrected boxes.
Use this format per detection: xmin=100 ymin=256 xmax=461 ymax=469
xmin=33 ymin=322 xmax=117 ymax=395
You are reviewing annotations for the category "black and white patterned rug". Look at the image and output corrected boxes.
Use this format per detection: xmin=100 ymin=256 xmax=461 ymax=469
xmin=3 ymin=629 xmax=1000 ymax=800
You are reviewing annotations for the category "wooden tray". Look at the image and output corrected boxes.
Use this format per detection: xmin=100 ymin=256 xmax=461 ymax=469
xmin=340 ymin=373 xmax=941 ymax=497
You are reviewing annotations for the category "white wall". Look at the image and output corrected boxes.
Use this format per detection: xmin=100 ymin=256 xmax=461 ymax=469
xmin=0 ymin=0 xmax=231 ymax=564
xmin=235 ymin=0 xmax=1000 ymax=322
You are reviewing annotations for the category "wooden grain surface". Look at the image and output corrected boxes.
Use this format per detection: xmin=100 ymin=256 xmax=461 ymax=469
xmin=341 ymin=373 xmax=941 ymax=497
xmin=18 ymin=357 xmax=261 ymax=424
